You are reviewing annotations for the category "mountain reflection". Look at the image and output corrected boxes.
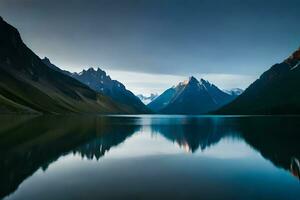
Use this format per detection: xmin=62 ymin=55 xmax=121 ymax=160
xmin=0 ymin=116 xmax=299 ymax=199
xmin=74 ymin=125 xmax=138 ymax=160
xmin=290 ymin=157 xmax=300 ymax=179
xmin=0 ymin=115 xmax=141 ymax=198
xmin=235 ymin=117 xmax=300 ymax=181
xmin=150 ymin=117 xmax=240 ymax=152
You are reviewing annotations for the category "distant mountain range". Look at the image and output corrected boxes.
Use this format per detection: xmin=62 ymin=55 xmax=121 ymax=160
xmin=216 ymin=48 xmax=300 ymax=115
xmin=136 ymin=93 xmax=158 ymax=105
xmin=42 ymin=58 xmax=150 ymax=113
xmin=223 ymin=88 xmax=244 ymax=96
xmin=148 ymin=76 xmax=238 ymax=114
xmin=1 ymin=16 xmax=299 ymax=115
xmin=0 ymin=17 xmax=144 ymax=114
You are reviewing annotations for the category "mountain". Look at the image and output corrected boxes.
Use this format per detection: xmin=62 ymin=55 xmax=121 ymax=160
xmin=42 ymin=57 xmax=73 ymax=76
xmin=224 ymin=88 xmax=244 ymax=96
xmin=43 ymin=58 xmax=149 ymax=113
xmin=148 ymin=76 xmax=236 ymax=114
xmin=136 ymin=93 xmax=158 ymax=105
xmin=151 ymin=117 xmax=235 ymax=152
xmin=216 ymin=47 xmax=300 ymax=115
xmin=0 ymin=17 xmax=129 ymax=114
xmin=42 ymin=58 xmax=150 ymax=114
xmin=147 ymin=88 xmax=176 ymax=112
xmin=71 ymin=68 xmax=150 ymax=113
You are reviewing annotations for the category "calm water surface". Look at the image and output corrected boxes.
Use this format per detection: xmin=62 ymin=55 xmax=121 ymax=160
xmin=0 ymin=115 xmax=299 ymax=200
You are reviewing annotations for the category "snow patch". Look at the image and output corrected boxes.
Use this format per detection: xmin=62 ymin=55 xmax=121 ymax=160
xmin=290 ymin=62 xmax=300 ymax=71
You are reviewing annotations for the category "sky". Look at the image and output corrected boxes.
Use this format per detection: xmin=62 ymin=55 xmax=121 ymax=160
xmin=0 ymin=0 xmax=299 ymax=95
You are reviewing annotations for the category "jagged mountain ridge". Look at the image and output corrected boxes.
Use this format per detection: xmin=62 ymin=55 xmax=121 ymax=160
xmin=216 ymin=47 xmax=300 ymax=114
xmin=149 ymin=76 xmax=236 ymax=114
xmin=42 ymin=58 xmax=150 ymax=113
xmin=0 ymin=17 xmax=130 ymax=114
xmin=71 ymin=67 xmax=150 ymax=113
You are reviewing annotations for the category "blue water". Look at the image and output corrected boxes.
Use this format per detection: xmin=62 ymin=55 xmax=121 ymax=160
xmin=1 ymin=115 xmax=299 ymax=199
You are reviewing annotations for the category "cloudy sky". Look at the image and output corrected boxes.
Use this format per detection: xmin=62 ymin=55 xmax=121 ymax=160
xmin=1 ymin=0 xmax=299 ymax=95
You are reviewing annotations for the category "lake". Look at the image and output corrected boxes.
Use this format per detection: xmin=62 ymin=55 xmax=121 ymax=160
xmin=0 ymin=115 xmax=299 ymax=200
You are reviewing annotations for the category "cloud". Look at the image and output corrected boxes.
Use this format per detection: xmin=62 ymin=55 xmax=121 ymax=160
xmin=199 ymin=73 xmax=255 ymax=90
xmin=106 ymin=70 xmax=255 ymax=96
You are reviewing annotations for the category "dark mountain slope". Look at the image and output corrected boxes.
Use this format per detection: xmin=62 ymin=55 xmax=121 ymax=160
xmin=71 ymin=68 xmax=150 ymax=113
xmin=0 ymin=17 xmax=130 ymax=114
xmin=42 ymin=59 xmax=150 ymax=114
xmin=216 ymin=48 xmax=300 ymax=115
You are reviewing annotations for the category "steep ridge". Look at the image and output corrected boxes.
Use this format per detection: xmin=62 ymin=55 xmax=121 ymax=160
xmin=71 ymin=68 xmax=150 ymax=113
xmin=42 ymin=58 xmax=150 ymax=114
xmin=0 ymin=17 xmax=129 ymax=114
xmin=149 ymin=76 xmax=236 ymax=114
xmin=216 ymin=47 xmax=300 ymax=115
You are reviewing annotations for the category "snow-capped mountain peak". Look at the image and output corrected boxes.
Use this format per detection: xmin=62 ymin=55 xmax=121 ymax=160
xmin=149 ymin=76 xmax=237 ymax=114
xmin=224 ymin=88 xmax=244 ymax=96
xmin=137 ymin=93 xmax=158 ymax=105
